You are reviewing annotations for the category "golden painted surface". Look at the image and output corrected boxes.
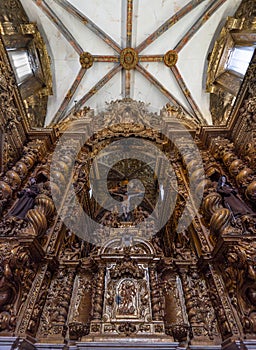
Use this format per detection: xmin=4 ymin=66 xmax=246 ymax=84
xmin=120 ymin=48 xmax=139 ymax=70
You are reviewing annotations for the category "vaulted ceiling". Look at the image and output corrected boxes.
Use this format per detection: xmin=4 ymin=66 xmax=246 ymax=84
xmin=20 ymin=0 xmax=242 ymax=126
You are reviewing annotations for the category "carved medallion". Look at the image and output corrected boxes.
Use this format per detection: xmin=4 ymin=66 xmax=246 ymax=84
xmin=120 ymin=48 xmax=138 ymax=70
xmin=80 ymin=52 xmax=94 ymax=69
xmin=164 ymin=50 xmax=178 ymax=67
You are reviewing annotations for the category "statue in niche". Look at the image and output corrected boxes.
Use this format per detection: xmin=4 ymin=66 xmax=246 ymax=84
xmin=7 ymin=178 xmax=39 ymax=219
xmin=116 ymin=279 xmax=137 ymax=316
xmin=217 ymin=175 xmax=255 ymax=219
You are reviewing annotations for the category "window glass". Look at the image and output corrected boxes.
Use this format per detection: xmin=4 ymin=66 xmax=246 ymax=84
xmin=227 ymin=46 xmax=254 ymax=75
xmin=8 ymin=50 xmax=33 ymax=84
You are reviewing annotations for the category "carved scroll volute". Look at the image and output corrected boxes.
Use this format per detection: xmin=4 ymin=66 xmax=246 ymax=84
xmin=34 ymin=194 xmax=55 ymax=217
xmin=25 ymin=194 xmax=54 ymax=238
xmin=203 ymin=192 xmax=223 ymax=219
xmin=203 ymin=193 xmax=232 ymax=242
xmin=26 ymin=209 xmax=47 ymax=237
xmin=209 ymin=208 xmax=231 ymax=237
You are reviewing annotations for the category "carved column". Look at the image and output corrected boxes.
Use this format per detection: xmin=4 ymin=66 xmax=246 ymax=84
xmin=179 ymin=266 xmax=220 ymax=345
xmin=159 ymin=263 xmax=187 ymax=342
xmin=149 ymin=264 xmax=162 ymax=321
xmin=68 ymin=258 xmax=95 ymax=340
xmin=204 ymin=264 xmax=243 ymax=349
xmin=37 ymin=266 xmax=76 ymax=341
xmin=92 ymin=266 xmax=105 ymax=321
xmin=16 ymin=262 xmax=52 ymax=337
xmin=0 ymin=243 xmax=37 ymax=335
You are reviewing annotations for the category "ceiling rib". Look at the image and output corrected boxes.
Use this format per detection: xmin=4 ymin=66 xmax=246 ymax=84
xmin=135 ymin=64 xmax=194 ymax=118
xmin=135 ymin=0 xmax=206 ymax=54
xmin=33 ymin=0 xmax=83 ymax=54
xmin=126 ymin=0 xmax=133 ymax=48
xmin=174 ymin=0 xmax=228 ymax=52
xmin=170 ymin=65 xmax=205 ymax=123
xmin=93 ymin=56 xmax=119 ymax=62
xmin=35 ymin=0 xmax=220 ymax=125
xmin=139 ymin=55 xmax=164 ymax=63
xmin=52 ymin=68 xmax=87 ymax=124
xmin=123 ymin=0 xmax=134 ymax=97
xmin=125 ymin=70 xmax=131 ymax=98
xmin=59 ymin=65 xmax=122 ymax=122
xmin=52 ymin=0 xmax=122 ymax=54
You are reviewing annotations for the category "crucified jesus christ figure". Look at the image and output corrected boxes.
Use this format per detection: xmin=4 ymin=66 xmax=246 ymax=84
xmin=109 ymin=182 xmax=144 ymax=220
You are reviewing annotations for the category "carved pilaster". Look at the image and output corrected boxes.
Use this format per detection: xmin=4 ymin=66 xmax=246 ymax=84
xmin=204 ymin=264 xmax=242 ymax=342
xmin=0 ymin=242 xmax=36 ymax=335
xmin=37 ymin=267 xmax=76 ymax=340
xmin=92 ymin=266 xmax=105 ymax=321
xmin=68 ymin=258 xmax=95 ymax=340
xmin=16 ymin=263 xmax=50 ymax=336
xmin=149 ymin=265 xmax=162 ymax=321
xmin=179 ymin=266 xmax=220 ymax=344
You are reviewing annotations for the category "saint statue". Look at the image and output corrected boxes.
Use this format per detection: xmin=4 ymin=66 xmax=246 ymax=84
xmin=217 ymin=175 xmax=255 ymax=218
xmin=8 ymin=178 xmax=39 ymax=219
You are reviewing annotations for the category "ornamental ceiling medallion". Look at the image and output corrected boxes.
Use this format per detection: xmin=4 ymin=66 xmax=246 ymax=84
xmin=164 ymin=50 xmax=178 ymax=68
xmin=27 ymin=0 xmax=230 ymax=125
xmin=120 ymin=48 xmax=139 ymax=70
xmin=80 ymin=52 xmax=94 ymax=69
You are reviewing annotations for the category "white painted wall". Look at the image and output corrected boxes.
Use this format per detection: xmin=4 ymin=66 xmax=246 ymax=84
xmin=20 ymin=0 xmax=242 ymax=126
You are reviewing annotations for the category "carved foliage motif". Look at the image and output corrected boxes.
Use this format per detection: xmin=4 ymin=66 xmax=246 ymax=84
xmin=179 ymin=267 xmax=219 ymax=341
xmin=0 ymin=0 xmax=28 ymax=27
xmin=221 ymin=242 xmax=256 ymax=334
xmin=0 ymin=40 xmax=24 ymax=171
xmin=38 ymin=268 xmax=75 ymax=338
xmin=205 ymin=265 xmax=239 ymax=339
xmin=0 ymin=243 xmax=35 ymax=333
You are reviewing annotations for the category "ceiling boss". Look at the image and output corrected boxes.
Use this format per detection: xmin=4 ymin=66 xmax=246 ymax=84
xmin=164 ymin=50 xmax=178 ymax=68
xmin=120 ymin=48 xmax=139 ymax=70
xmin=80 ymin=51 xmax=94 ymax=69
